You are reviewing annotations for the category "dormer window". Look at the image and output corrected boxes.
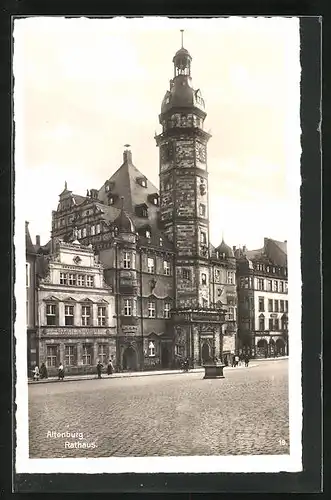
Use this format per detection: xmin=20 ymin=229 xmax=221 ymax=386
xmin=135 ymin=204 xmax=148 ymax=218
xmin=146 ymin=229 xmax=151 ymax=239
xmin=108 ymin=197 xmax=114 ymax=205
xmin=148 ymin=193 xmax=159 ymax=206
xmin=137 ymin=177 xmax=147 ymax=188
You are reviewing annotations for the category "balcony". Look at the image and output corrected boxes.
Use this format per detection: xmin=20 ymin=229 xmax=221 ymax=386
xmin=118 ymin=278 xmax=138 ymax=295
xmin=120 ymin=315 xmax=138 ymax=326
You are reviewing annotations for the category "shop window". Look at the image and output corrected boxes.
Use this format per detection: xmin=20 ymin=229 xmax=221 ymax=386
xmin=82 ymin=344 xmax=92 ymax=365
xmin=65 ymin=345 xmax=76 ymax=366
xmin=98 ymin=344 xmax=107 ymax=364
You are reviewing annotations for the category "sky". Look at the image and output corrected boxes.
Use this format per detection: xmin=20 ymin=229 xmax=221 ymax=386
xmin=13 ymin=16 xmax=301 ymax=250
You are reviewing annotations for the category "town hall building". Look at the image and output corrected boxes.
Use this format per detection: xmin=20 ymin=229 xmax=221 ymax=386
xmin=26 ymin=36 xmax=288 ymax=375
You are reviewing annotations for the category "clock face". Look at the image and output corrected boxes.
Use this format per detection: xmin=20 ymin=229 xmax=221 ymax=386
xmin=196 ymin=142 xmax=206 ymax=164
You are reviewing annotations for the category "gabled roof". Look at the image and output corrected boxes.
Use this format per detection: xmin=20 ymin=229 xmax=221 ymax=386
xmin=98 ymin=156 xmax=159 ymax=214
xmin=25 ymin=222 xmax=36 ymax=255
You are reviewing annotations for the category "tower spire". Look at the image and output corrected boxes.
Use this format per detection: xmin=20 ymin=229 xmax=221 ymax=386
xmin=180 ymin=29 xmax=184 ymax=48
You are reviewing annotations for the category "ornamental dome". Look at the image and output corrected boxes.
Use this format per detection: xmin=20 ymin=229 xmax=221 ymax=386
xmin=113 ymin=209 xmax=135 ymax=233
xmin=216 ymin=239 xmax=234 ymax=258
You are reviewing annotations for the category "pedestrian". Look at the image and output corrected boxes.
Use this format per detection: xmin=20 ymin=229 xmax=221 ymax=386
xmin=244 ymin=354 xmax=250 ymax=367
xmin=58 ymin=363 xmax=64 ymax=380
xmin=234 ymin=354 xmax=239 ymax=367
xmin=107 ymin=358 xmax=114 ymax=376
xmin=97 ymin=360 xmax=103 ymax=379
xmin=40 ymin=362 xmax=48 ymax=379
xmin=33 ymin=365 xmax=40 ymax=381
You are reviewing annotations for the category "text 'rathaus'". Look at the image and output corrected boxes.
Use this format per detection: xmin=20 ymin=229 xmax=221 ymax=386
xmin=26 ymin=37 xmax=289 ymax=376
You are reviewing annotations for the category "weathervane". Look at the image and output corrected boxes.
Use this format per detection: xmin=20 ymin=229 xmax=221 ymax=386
xmin=180 ymin=29 xmax=184 ymax=48
xmin=124 ymin=144 xmax=131 ymax=149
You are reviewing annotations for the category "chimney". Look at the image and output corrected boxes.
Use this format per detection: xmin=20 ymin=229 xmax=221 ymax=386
xmin=233 ymin=246 xmax=236 ymax=252
xmin=243 ymin=245 xmax=247 ymax=253
xmin=123 ymin=145 xmax=132 ymax=164
xmin=36 ymin=235 xmax=40 ymax=247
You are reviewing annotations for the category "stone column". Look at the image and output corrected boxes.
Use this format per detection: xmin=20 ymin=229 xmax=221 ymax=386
xmin=93 ymin=304 xmax=99 ymax=327
xmin=77 ymin=342 xmax=82 ymax=366
xmin=93 ymin=342 xmax=98 ymax=365
xmin=59 ymin=343 xmax=65 ymax=365
xmin=58 ymin=302 xmax=65 ymax=326
xmin=74 ymin=303 xmax=80 ymax=327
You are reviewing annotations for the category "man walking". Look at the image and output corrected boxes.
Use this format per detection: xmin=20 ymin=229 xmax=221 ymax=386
xmin=97 ymin=360 xmax=103 ymax=379
xmin=244 ymin=354 xmax=250 ymax=367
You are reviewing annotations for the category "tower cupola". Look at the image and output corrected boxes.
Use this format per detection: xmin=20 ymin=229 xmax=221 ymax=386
xmin=160 ymin=30 xmax=205 ymax=116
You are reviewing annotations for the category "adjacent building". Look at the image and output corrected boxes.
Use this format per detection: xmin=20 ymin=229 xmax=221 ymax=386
xmin=235 ymin=238 xmax=288 ymax=358
xmin=26 ymin=222 xmax=38 ymax=376
xmin=36 ymin=238 xmax=116 ymax=375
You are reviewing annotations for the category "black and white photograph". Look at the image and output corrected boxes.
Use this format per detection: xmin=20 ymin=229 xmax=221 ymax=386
xmin=14 ymin=16 xmax=303 ymax=475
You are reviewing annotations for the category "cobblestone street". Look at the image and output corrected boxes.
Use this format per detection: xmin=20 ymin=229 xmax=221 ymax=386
xmin=28 ymin=359 xmax=289 ymax=458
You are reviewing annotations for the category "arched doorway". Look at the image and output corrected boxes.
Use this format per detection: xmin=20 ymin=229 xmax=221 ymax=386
xmin=201 ymin=342 xmax=211 ymax=363
xmin=269 ymin=339 xmax=276 ymax=357
xmin=161 ymin=344 xmax=170 ymax=368
xmin=276 ymin=338 xmax=285 ymax=356
xmin=256 ymin=339 xmax=268 ymax=358
xmin=122 ymin=346 xmax=138 ymax=371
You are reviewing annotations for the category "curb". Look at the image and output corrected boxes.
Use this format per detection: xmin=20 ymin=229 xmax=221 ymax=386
xmin=28 ymin=369 xmax=204 ymax=384
xmin=27 ymin=361 xmax=271 ymax=385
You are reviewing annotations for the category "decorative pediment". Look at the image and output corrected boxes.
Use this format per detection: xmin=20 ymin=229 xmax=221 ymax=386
xmin=147 ymin=331 xmax=160 ymax=339
xmin=65 ymin=297 xmax=77 ymax=302
xmin=79 ymin=297 xmax=94 ymax=303
xmin=98 ymin=299 xmax=109 ymax=304
xmin=43 ymin=295 xmax=60 ymax=302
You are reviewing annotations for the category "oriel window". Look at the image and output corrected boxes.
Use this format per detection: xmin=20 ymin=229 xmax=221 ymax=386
xmin=124 ymin=299 xmax=132 ymax=316
xmin=123 ymin=252 xmax=131 ymax=269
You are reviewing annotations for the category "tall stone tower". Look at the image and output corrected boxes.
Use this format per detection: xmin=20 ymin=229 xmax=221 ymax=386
xmin=155 ymin=33 xmax=226 ymax=365
xmin=155 ymin=34 xmax=211 ymax=310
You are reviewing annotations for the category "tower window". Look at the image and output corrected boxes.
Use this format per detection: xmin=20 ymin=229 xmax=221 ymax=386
xmin=199 ymin=204 xmax=206 ymax=217
xmin=201 ymin=273 xmax=207 ymax=285
xmin=148 ymin=301 xmax=156 ymax=318
xmin=200 ymin=232 xmax=207 ymax=245
xmin=182 ymin=269 xmax=191 ymax=280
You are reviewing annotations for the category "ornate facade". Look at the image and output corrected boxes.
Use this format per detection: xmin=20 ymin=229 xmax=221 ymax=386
xmin=36 ymin=238 xmax=116 ymax=375
xmin=235 ymin=238 xmax=288 ymax=358
xmin=26 ymin=38 xmax=288 ymax=375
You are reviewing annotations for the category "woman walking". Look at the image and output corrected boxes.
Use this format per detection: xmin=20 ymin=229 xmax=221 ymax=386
xmin=58 ymin=363 xmax=64 ymax=381
xmin=107 ymin=358 xmax=114 ymax=376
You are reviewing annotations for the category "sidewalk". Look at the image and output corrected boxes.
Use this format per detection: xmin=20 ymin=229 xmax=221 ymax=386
xmin=27 ymin=359 xmax=289 ymax=385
